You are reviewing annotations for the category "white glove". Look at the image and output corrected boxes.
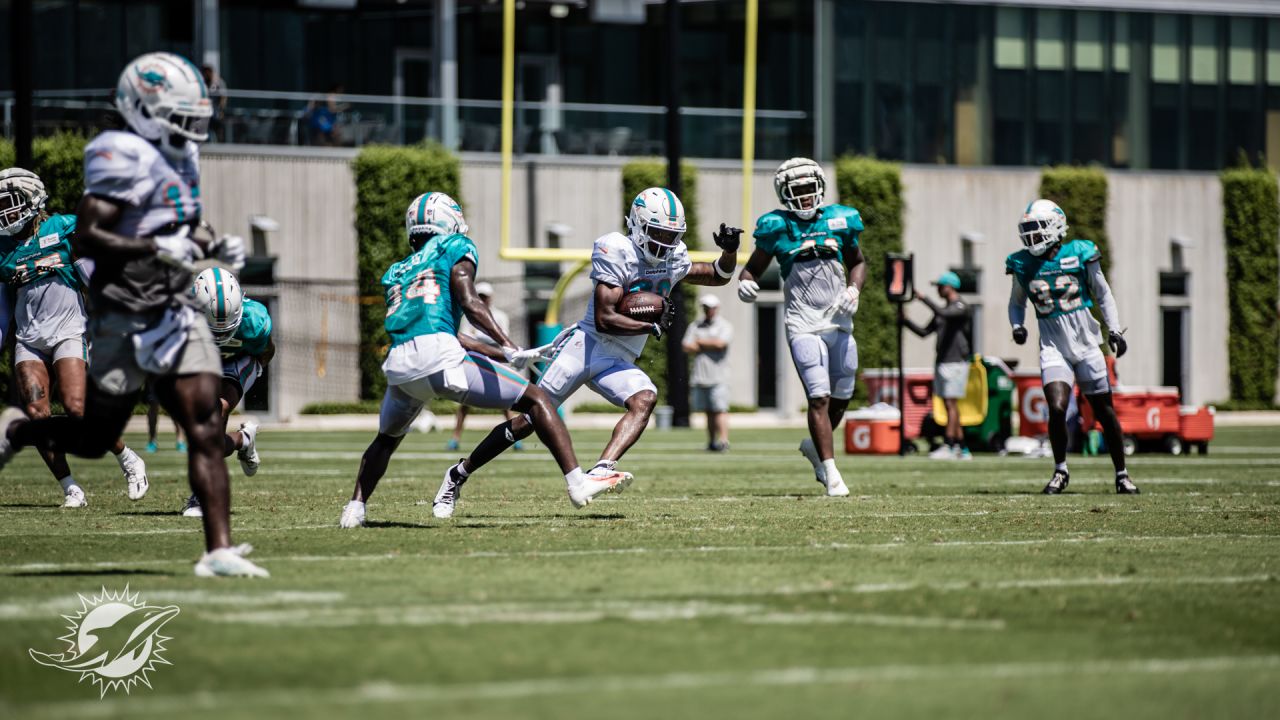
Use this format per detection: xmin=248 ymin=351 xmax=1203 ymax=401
xmin=503 ymin=346 xmax=542 ymax=372
xmin=210 ymin=234 xmax=247 ymax=272
xmin=153 ymin=225 xmax=201 ymax=270
xmin=737 ymin=278 xmax=760 ymax=303
xmin=834 ymin=284 xmax=861 ymax=316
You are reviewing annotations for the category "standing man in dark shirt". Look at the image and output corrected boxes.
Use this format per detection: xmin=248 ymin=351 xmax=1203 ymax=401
xmin=904 ymin=272 xmax=973 ymax=460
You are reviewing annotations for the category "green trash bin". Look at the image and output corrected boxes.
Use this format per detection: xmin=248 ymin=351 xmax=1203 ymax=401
xmin=963 ymin=357 xmax=1015 ymax=451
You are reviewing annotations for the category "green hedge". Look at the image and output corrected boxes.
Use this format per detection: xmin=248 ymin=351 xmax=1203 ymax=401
xmin=1221 ymin=166 xmax=1280 ymax=403
xmin=1040 ymin=166 xmax=1111 ymax=275
xmin=834 ymin=156 xmax=904 ymax=381
xmin=0 ymin=133 xmax=90 ymax=215
xmin=619 ymin=159 xmax=699 ymax=405
xmin=352 ymin=143 xmax=462 ymax=399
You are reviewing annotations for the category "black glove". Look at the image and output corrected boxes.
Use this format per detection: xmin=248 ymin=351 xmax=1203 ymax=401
xmin=1108 ymin=330 xmax=1128 ymax=358
xmin=713 ymin=223 xmax=742 ymax=254
xmin=1012 ymin=326 xmax=1028 ymax=345
xmin=651 ymin=297 xmax=677 ymax=338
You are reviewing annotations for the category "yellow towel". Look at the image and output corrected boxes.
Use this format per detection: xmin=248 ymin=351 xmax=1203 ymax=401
xmin=932 ymin=356 xmax=988 ymax=427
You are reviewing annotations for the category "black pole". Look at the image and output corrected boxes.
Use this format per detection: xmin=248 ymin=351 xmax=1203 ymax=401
xmin=11 ymin=0 xmax=34 ymax=169
xmin=897 ymin=305 xmax=907 ymax=456
xmin=664 ymin=0 xmax=690 ymax=428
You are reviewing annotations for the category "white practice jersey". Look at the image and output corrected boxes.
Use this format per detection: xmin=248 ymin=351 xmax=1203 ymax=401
xmin=83 ymin=130 xmax=201 ymax=313
xmin=578 ymin=231 xmax=692 ymax=360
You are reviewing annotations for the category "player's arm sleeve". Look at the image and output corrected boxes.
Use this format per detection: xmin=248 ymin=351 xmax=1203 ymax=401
xmin=588 ymin=237 xmax=627 ymax=287
xmin=751 ymin=214 xmax=781 ymax=256
xmin=1086 ymin=260 xmax=1122 ymax=330
xmin=842 ymin=208 xmax=865 ymax=252
xmin=1008 ymin=278 xmax=1028 ymax=328
xmin=448 ymin=236 xmax=480 ymax=271
xmin=83 ymin=140 xmax=152 ymax=205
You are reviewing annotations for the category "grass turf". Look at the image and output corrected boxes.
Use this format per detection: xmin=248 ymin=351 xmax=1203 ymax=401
xmin=0 ymin=425 xmax=1277 ymax=719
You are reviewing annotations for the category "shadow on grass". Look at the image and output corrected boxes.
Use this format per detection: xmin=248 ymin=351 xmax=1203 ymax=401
xmin=118 ymin=510 xmax=237 ymax=517
xmin=8 ymin=568 xmax=172 ymax=578
xmin=0 ymin=503 xmax=55 ymax=508
xmin=364 ymin=520 xmax=434 ymax=529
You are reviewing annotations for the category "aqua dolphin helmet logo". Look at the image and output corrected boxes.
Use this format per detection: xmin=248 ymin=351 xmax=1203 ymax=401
xmin=29 ymin=586 xmax=180 ymax=697
xmin=134 ymin=64 xmax=171 ymax=94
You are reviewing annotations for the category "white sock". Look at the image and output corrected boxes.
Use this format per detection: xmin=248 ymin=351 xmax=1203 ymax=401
xmin=115 ymin=447 xmax=136 ymax=467
xmin=59 ymin=476 xmax=79 ymax=493
xmin=821 ymin=459 xmax=839 ymax=478
xmin=455 ymin=462 xmax=471 ymax=478
xmin=345 ymin=499 xmax=365 ymax=511
xmin=1054 ymin=461 xmax=1069 ymax=473
xmin=565 ymin=467 xmax=584 ymax=486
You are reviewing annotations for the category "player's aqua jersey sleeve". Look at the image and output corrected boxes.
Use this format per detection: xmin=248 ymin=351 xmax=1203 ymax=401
xmin=440 ymin=233 xmax=479 ymax=271
xmin=0 ymin=214 xmax=81 ymax=289
xmin=235 ymin=298 xmax=273 ymax=357
xmin=84 ymin=134 xmax=153 ymax=205
xmin=752 ymin=211 xmax=787 ymax=257
xmin=825 ymin=205 xmax=864 ymax=256
xmin=1066 ymin=239 xmax=1102 ymax=265
xmin=590 ymin=234 xmax=632 ymax=287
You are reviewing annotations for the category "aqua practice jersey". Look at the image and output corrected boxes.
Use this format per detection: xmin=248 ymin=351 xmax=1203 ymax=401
xmin=0 ymin=214 xmax=81 ymax=291
xmin=1005 ymin=239 xmax=1101 ymax=320
xmin=221 ymin=297 xmax=272 ymax=360
xmin=382 ymin=232 xmax=479 ymax=348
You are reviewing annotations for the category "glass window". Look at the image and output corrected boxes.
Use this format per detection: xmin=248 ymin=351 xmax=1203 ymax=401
xmin=1113 ymin=14 xmax=1130 ymax=72
xmin=1074 ymin=11 xmax=1103 ymax=72
xmin=1152 ymin=15 xmax=1182 ymax=84
xmin=1268 ymin=19 xmax=1280 ymax=86
xmin=1034 ymin=9 xmax=1066 ymax=70
xmin=1190 ymin=16 xmax=1219 ymax=85
xmin=1228 ymin=17 xmax=1256 ymax=85
xmin=995 ymin=7 xmax=1026 ymax=70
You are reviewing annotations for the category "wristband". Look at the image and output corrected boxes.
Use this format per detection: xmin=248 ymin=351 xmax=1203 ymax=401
xmin=714 ymin=255 xmax=734 ymax=279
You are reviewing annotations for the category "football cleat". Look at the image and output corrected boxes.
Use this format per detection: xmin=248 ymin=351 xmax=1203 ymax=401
xmin=958 ymin=447 xmax=973 ymax=461
xmin=798 ymin=438 xmax=826 ymax=486
xmin=237 ymin=422 xmax=260 ymax=477
xmin=339 ymin=500 xmax=366 ymax=528
xmin=62 ymin=486 xmax=87 ymax=509
xmin=1115 ymin=473 xmax=1141 ymax=495
xmin=0 ymin=406 xmax=28 ymax=470
xmin=1042 ymin=469 xmax=1070 ymax=495
xmin=433 ymin=461 xmax=467 ymax=519
xmin=824 ymin=465 xmax=850 ymax=497
xmin=929 ymin=445 xmax=957 ymax=460
xmin=122 ymin=452 xmax=149 ymax=501
xmin=194 ymin=544 xmax=270 ymax=578
xmin=181 ymin=494 xmax=203 ymax=517
xmin=568 ymin=470 xmax=633 ymax=509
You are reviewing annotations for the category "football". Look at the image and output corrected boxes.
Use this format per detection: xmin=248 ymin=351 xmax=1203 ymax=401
xmin=617 ymin=290 xmax=667 ymax=323
xmin=191 ymin=219 xmax=218 ymax=254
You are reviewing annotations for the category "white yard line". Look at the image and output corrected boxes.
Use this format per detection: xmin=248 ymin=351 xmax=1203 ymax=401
xmin=23 ymin=654 xmax=1280 ymax=717
xmin=0 ymin=590 xmax=345 ymax=620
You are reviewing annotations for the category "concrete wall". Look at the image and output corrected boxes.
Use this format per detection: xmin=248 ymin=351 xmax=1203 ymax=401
xmin=196 ymin=147 xmax=1238 ymax=418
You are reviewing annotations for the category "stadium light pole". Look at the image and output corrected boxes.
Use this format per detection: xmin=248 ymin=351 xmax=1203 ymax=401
xmin=11 ymin=0 xmax=33 ymax=169
xmin=665 ymin=0 xmax=691 ymax=428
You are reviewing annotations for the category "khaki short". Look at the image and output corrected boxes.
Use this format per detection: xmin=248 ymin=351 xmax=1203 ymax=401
xmin=89 ymin=309 xmax=223 ymax=396
xmin=691 ymin=384 xmax=730 ymax=413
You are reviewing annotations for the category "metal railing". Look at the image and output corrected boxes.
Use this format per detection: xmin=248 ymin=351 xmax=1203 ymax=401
xmin=0 ymin=89 xmax=809 ymax=160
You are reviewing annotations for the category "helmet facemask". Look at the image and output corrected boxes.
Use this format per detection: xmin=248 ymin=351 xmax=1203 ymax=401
xmin=635 ymin=223 xmax=682 ymax=265
xmin=0 ymin=187 xmax=35 ymax=236
xmin=782 ymin=178 xmax=823 ymax=220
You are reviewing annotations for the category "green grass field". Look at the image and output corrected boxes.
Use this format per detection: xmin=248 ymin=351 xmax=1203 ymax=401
xmin=1 ymin=425 xmax=1278 ymax=719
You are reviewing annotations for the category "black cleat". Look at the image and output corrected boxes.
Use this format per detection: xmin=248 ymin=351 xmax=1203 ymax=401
xmin=1042 ymin=469 xmax=1070 ymax=495
xmin=1115 ymin=473 xmax=1141 ymax=495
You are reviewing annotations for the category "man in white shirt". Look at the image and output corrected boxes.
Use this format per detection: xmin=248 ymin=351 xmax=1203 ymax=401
xmin=682 ymin=294 xmax=733 ymax=451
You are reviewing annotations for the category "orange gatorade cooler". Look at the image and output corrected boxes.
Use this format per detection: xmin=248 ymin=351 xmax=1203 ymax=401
xmin=1013 ymin=371 xmax=1048 ymax=437
xmin=844 ymin=407 xmax=902 ymax=454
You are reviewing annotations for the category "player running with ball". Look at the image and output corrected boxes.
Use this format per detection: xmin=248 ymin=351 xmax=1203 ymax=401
xmin=430 ymin=187 xmax=741 ymax=519
xmin=339 ymin=192 xmax=633 ymax=528
xmin=1007 ymin=199 xmax=1139 ymax=495
xmin=180 ymin=267 xmax=272 ymax=517
xmin=737 ymin=158 xmax=865 ymax=497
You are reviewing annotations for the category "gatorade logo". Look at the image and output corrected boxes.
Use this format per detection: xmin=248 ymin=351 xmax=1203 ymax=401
xmin=852 ymin=426 xmax=871 ymax=450
xmin=1022 ymin=386 xmax=1048 ymax=423
xmin=1146 ymin=407 xmax=1160 ymax=430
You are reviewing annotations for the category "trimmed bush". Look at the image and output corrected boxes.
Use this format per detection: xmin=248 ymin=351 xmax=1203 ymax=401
xmin=835 ymin=156 xmax=904 ymax=380
xmin=1221 ymin=166 xmax=1280 ymax=403
xmin=1040 ymin=166 xmax=1111 ymax=275
xmin=0 ymin=133 xmax=89 ymax=214
xmin=619 ymin=159 xmax=699 ymax=405
xmin=352 ymin=143 xmax=462 ymax=399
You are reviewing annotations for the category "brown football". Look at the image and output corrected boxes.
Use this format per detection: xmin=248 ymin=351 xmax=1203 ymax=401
xmin=617 ymin=291 xmax=667 ymax=323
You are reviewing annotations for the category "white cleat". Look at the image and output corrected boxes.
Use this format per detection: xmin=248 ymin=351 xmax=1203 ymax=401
xmin=181 ymin=494 xmax=203 ymax=518
xmin=62 ymin=486 xmax=87 ymax=508
xmin=824 ymin=465 xmax=850 ymax=497
xmin=122 ymin=453 xmax=149 ymax=501
xmin=339 ymin=500 xmax=366 ymax=528
xmin=799 ymin=438 xmax=826 ymax=486
xmin=568 ymin=471 xmax=633 ymax=509
xmin=237 ymin=422 xmax=260 ymax=477
xmin=0 ymin=406 xmax=28 ymax=470
xmin=194 ymin=543 xmax=270 ymax=578
xmin=928 ymin=445 xmax=957 ymax=461
xmin=433 ymin=463 xmax=466 ymax=519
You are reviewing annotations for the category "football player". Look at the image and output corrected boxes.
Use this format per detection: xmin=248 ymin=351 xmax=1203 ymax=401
xmin=338 ymin=192 xmax=633 ymax=528
xmin=0 ymin=168 xmax=149 ymax=507
xmin=1007 ymin=199 xmax=1138 ymax=495
xmin=737 ymin=158 xmax=864 ymax=497
xmin=0 ymin=53 xmax=265 ymax=577
xmin=179 ymin=267 xmax=272 ymax=517
xmin=429 ymin=187 xmax=741 ymax=519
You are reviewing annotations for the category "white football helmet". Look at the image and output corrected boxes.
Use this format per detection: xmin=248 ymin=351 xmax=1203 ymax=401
xmin=0 ymin=168 xmax=48 ymax=236
xmin=405 ymin=192 xmax=469 ymax=247
xmin=191 ymin=267 xmax=244 ymax=346
xmin=774 ymin=157 xmax=826 ymax=220
xmin=1019 ymin=199 xmax=1068 ymax=256
xmin=627 ymin=187 xmax=686 ymax=265
xmin=115 ymin=52 xmax=212 ymax=162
